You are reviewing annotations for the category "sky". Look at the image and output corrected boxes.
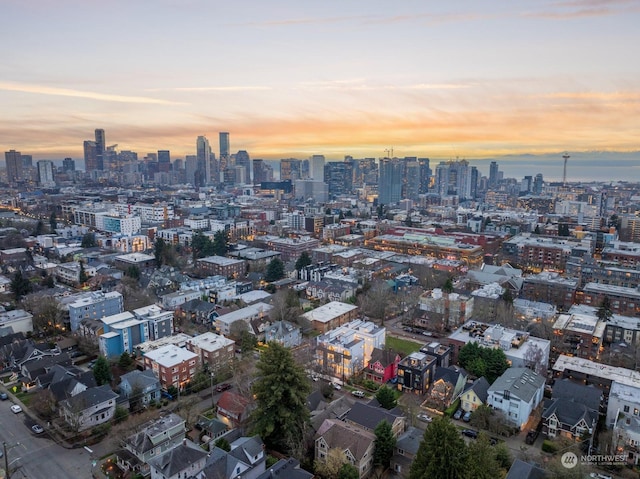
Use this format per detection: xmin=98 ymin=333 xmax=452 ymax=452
xmin=1 ymin=0 xmax=639 ymax=180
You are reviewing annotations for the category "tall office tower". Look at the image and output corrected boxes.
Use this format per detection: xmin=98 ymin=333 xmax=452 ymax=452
xmin=196 ymin=136 xmax=212 ymax=186
xmin=489 ymin=161 xmax=499 ymax=188
xmin=470 ymin=166 xmax=479 ymax=199
xmin=104 ymin=147 xmax=118 ymax=171
xmin=280 ymin=158 xmax=302 ymax=181
xmin=324 ymin=161 xmax=353 ymax=198
xmin=252 ymin=159 xmax=273 ymax=184
xmin=235 ymin=150 xmax=251 ymax=183
xmin=158 ymin=150 xmax=171 ymax=173
xmin=378 ymin=158 xmax=403 ymax=205
xmin=119 ymin=150 xmax=138 ymax=162
xmin=5 ymin=150 xmax=23 ymax=184
xmin=173 ymin=158 xmax=184 ymax=171
xmin=533 ymin=173 xmax=544 ymax=195
xmin=310 ymin=155 xmax=325 ymax=181
xmin=434 ymin=160 xmax=474 ymax=199
xmin=37 ymin=160 xmax=55 ymax=187
xmin=84 ymin=140 xmax=98 ymax=172
xmin=185 ymin=155 xmax=198 ymax=185
xmin=521 ymin=175 xmax=533 ymax=193
xmin=63 ymin=157 xmax=76 ymax=172
xmin=418 ymin=158 xmax=430 ymax=194
xmin=219 ymin=132 xmax=230 ymax=173
xmin=403 ymin=160 xmax=421 ymax=200
xmin=94 ymin=129 xmax=105 ymax=170
xmin=21 ymin=154 xmax=33 ymax=169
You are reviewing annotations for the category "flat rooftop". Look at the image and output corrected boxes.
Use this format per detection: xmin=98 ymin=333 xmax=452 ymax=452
xmin=553 ymin=354 xmax=640 ymax=388
xmin=302 ymin=301 xmax=358 ymax=323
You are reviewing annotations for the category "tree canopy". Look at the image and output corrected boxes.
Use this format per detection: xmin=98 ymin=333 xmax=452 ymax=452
xmin=373 ymin=420 xmax=396 ymax=470
xmin=264 ymin=258 xmax=285 ymax=282
xmin=409 ymin=416 xmax=467 ymax=479
xmin=597 ymin=296 xmax=613 ymax=322
xmin=212 ymin=230 xmax=229 ymax=256
xmin=458 ymin=342 xmax=509 ymax=383
xmin=375 ymin=386 xmax=397 ymax=410
xmin=10 ymin=270 xmax=32 ymax=300
xmin=250 ymin=341 xmax=311 ymax=454
xmin=93 ymin=356 xmax=111 ymax=386
xmin=295 ymin=251 xmax=312 ymax=271
xmin=81 ymin=232 xmax=97 ymax=248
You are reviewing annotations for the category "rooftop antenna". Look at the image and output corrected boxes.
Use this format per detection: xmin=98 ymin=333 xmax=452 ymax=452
xmin=562 ymin=152 xmax=570 ymax=186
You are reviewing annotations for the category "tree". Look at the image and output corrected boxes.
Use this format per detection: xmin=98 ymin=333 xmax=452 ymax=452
xmin=126 ymin=265 xmax=141 ymax=280
xmin=409 ymin=416 xmax=467 ymax=479
xmin=295 ymin=251 xmax=312 ymax=271
xmin=34 ymin=219 xmax=44 ymax=236
xmin=458 ymin=342 xmax=509 ymax=383
xmin=93 ymin=356 xmax=111 ymax=386
xmin=373 ymin=420 xmax=396 ymax=470
xmin=375 ymin=386 xmax=397 ymax=410
xmin=315 ymin=448 xmax=349 ymax=479
xmin=358 ymin=279 xmax=392 ymax=325
xmin=22 ymin=295 xmax=64 ymax=336
xmin=79 ymin=261 xmax=88 ymax=284
xmin=533 ymin=224 xmax=541 ymax=234
xmin=338 ymin=463 xmax=359 ymax=479
xmin=240 ymin=330 xmax=258 ymax=354
xmin=442 ymin=278 xmax=454 ymax=294
xmin=49 ymin=211 xmax=57 ymax=232
xmin=212 ymin=230 xmax=228 ymax=256
xmin=465 ymin=433 xmax=502 ymax=479
xmin=469 ymin=404 xmax=492 ymax=430
xmin=81 ymin=232 xmax=97 ymax=248
xmin=523 ymin=343 xmax=546 ymax=376
xmin=41 ymin=274 xmax=55 ymax=288
xmin=118 ymin=352 xmax=134 ymax=370
xmin=214 ymin=437 xmax=231 ymax=452
xmin=264 ymin=257 xmax=285 ymax=282
xmin=191 ymin=232 xmax=215 ymax=260
xmin=597 ymin=296 xmax=613 ymax=322
xmin=250 ymin=341 xmax=311 ymax=454
xmin=154 ymin=238 xmax=167 ymax=266
xmin=10 ymin=270 xmax=32 ymax=300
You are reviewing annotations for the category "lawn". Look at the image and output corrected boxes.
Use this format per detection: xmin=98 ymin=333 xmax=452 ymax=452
xmin=386 ymin=336 xmax=423 ymax=356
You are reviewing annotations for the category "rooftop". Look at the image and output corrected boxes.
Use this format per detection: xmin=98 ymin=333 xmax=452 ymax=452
xmin=553 ymin=354 xmax=640 ymax=389
xmin=302 ymin=301 xmax=358 ymax=323
xmin=144 ymin=344 xmax=198 ymax=367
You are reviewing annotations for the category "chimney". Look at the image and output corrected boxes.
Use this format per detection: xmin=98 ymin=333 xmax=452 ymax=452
xmin=183 ymin=438 xmax=187 ymax=446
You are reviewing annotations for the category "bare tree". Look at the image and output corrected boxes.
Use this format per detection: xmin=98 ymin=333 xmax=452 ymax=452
xmin=21 ymin=295 xmax=65 ymax=336
xmin=523 ymin=342 xmax=546 ymax=376
xmin=269 ymin=288 xmax=303 ymax=324
xmin=358 ymin=279 xmax=393 ymax=325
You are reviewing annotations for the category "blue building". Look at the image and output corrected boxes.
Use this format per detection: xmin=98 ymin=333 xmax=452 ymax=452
xmin=67 ymin=291 xmax=124 ymax=332
xmin=99 ymin=312 xmax=148 ymax=358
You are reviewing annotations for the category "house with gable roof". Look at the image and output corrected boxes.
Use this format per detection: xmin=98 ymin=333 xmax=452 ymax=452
xmin=460 ymin=376 xmax=490 ymax=412
xmin=345 ymin=400 xmax=406 ymax=438
xmin=147 ymin=438 xmax=208 ymax=479
xmin=390 ymin=426 xmax=422 ymax=478
xmin=255 ymin=458 xmax=313 ymax=479
xmin=119 ymin=369 xmax=161 ymax=409
xmin=487 ymin=367 xmax=545 ymax=430
xmin=428 ymin=366 xmax=467 ymax=408
xmin=363 ymin=347 xmax=402 ymax=384
xmin=59 ymin=384 xmax=118 ymax=431
xmin=315 ymin=418 xmax=375 ymax=479
xmin=217 ymin=391 xmax=252 ymax=428
xmin=116 ymin=412 xmax=186 ymax=476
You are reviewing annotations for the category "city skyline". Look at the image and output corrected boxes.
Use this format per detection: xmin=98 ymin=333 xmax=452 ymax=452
xmin=2 ymin=1 xmax=639 ymax=177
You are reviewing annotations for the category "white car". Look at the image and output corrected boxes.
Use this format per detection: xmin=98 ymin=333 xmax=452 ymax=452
xmin=332 ymin=383 xmax=342 ymax=390
xmin=10 ymin=404 xmax=22 ymax=414
xmin=351 ymin=390 xmax=365 ymax=398
xmin=417 ymin=413 xmax=433 ymax=422
xmin=31 ymin=424 xmax=44 ymax=434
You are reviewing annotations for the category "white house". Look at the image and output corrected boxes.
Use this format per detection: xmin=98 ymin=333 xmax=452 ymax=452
xmin=487 ymin=367 xmax=545 ymax=430
xmin=60 ymin=385 xmax=118 ymax=431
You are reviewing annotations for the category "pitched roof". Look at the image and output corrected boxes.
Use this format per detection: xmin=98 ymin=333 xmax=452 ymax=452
xmin=125 ymin=413 xmax=185 ymax=454
xmin=433 ymin=365 xmax=466 ymax=386
xmin=119 ymin=369 xmax=160 ymax=391
xmin=395 ymin=426 xmax=422 ymax=455
xmin=201 ymin=446 xmax=250 ymax=479
xmin=255 ymin=458 xmax=313 ymax=479
xmin=552 ymin=378 xmax=602 ymax=411
xmin=147 ymin=439 xmax=207 ymax=477
xmin=506 ymin=459 xmax=547 ymax=479
xmin=61 ymin=384 xmax=118 ymax=411
xmin=368 ymin=347 xmax=402 ymax=368
xmin=542 ymin=398 xmax=598 ymax=429
xmin=217 ymin=391 xmax=251 ymax=416
xmin=464 ymin=376 xmax=490 ymax=403
xmin=489 ymin=368 xmax=545 ymax=403
xmin=316 ymin=419 xmax=375 ymax=462
xmin=345 ymin=402 xmax=403 ymax=432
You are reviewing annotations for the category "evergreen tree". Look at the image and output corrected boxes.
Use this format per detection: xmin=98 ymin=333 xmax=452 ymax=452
xmin=250 ymin=342 xmax=311 ymax=453
xmin=338 ymin=463 xmax=359 ymax=479
xmin=93 ymin=356 xmax=111 ymax=386
xmin=79 ymin=262 xmax=88 ymax=284
xmin=191 ymin=231 xmax=215 ymax=260
xmin=126 ymin=265 xmax=141 ymax=280
xmin=212 ymin=230 xmax=229 ymax=256
xmin=409 ymin=416 xmax=467 ymax=479
xmin=81 ymin=232 xmax=97 ymax=248
xmin=264 ymin=258 xmax=285 ymax=282
xmin=375 ymin=386 xmax=397 ymax=410
xmin=49 ymin=211 xmax=57 ymax=232
xmin=10 ymin=270 xmax=32 ymax=300
xmin=154 ymin=238 xmax=167 ymax=266
xmin=295 ymin=251 xmax=312 ymax=271
xmin=442 ymin=278 xmax=454 ymax=293
xmin=466 ymin=433 xmax=502 ymax=479
xmin=373 ymin=420 xmax=396 ymax=470
xmin=597 ymin=296 xmax=613 ymax=322
xmin=34 ymin=220 xmax=44 ymax=236
xmin=118 ymin=352 xmax=133 ymax=369
xmin=214 ymin=437 xmax=231 ymax=452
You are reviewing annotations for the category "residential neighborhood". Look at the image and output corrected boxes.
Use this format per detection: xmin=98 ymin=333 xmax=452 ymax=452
xmin=1 ymin=155 xmax=640 ymax=479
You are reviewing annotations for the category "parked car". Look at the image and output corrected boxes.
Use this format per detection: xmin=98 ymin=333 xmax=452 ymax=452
xmin=461 ymin=429 xmax=478 ymax=439
xmin=525 ymin=429 xmax=539 ymax=445
xmin=311 ymin=375 xmax=319 ymax=382
xmin=463 ymin=411 xmax=472 ymax=422
xmin=417 ymin=413 xmax=433 ymax=423
xmin=10 ymin=404 xmax=22 ymax=414
xmin=216 ymin=383 xmax=232 ymax=392
xmin=0 ymin=392 xmax=8 ymax=401
xmin=31 ymin=424 xmax=44 ymax=434
xmin=453 ymin=409 xmax=463 ymax=420
xmin=332 ymin=382 xmax=342 ymax=390
xmin=351 ymin=390 xmax=365 ymax=398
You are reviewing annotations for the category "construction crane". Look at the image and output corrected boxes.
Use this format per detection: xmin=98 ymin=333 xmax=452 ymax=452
xmin=562 ymin=153 xmax=570 ymax=186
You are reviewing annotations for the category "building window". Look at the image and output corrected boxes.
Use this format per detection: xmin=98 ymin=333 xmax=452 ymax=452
xmin=624 ymin=405 xmax=630 ymax=413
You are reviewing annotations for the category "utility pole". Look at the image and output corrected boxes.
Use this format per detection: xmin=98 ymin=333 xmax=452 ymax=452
xmin=3 ymin=441 xmax=9 ymax=479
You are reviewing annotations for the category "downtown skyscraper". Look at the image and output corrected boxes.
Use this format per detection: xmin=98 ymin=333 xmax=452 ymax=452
xmin=196 ymin=136 xmax=212 ymax=186
xmin=378 ymin=158 xmax=403 ymax=206
xmin=4 ymin=149 xmax=23 ymax=184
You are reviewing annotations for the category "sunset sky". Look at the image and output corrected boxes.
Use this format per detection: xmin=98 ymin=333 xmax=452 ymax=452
xmin=2 ymin=0 xmax=639 ymax=175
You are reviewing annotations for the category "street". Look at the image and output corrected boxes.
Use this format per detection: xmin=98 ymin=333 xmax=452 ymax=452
xmin=0 ymin=399 xmax=95 ymax=479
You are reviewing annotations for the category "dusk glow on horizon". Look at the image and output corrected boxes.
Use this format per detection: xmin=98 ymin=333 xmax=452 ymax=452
xmin=2 ymin=0 xmax=640 ymax=169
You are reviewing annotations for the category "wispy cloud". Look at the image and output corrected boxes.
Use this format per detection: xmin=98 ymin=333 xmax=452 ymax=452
xmin=295 ymin=79 xmax=470 ymax=92
xmin=146 ymin=86 xmax=271 ymax=92
xmin=523 ymin=0 xmax=639 ymax=19
xmin=0 ymin=82 xmax=183 ymax=105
